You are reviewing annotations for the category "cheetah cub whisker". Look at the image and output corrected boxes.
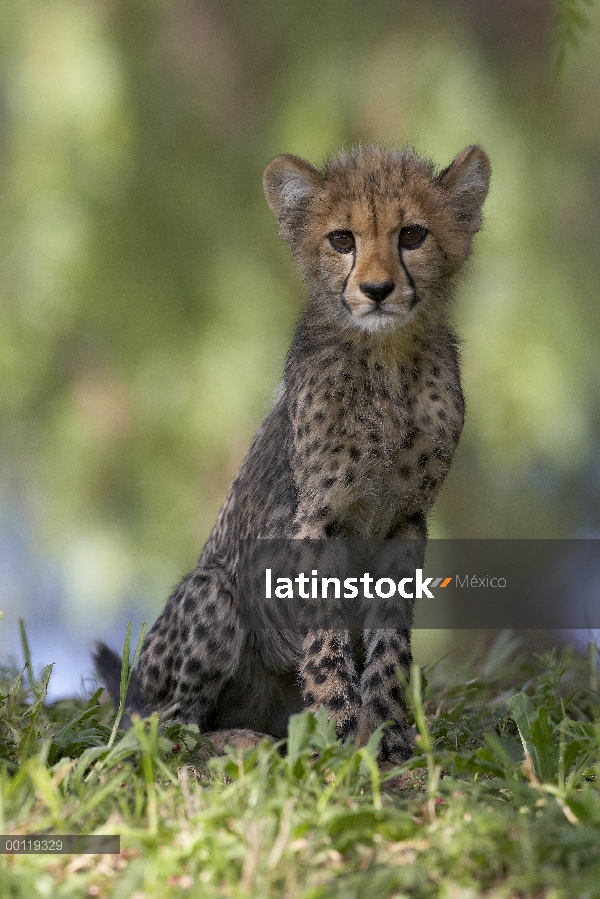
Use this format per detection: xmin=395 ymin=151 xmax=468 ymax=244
xmin=94 ymin=144 xmax=490 ymax=764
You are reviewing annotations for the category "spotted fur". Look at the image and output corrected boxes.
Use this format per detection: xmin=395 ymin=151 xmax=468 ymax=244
xmin=94 ymin=145 xmax=490 ymax=763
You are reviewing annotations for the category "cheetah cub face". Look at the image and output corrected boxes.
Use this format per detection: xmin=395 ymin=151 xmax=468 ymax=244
xmin=264 ymin=145 xmax=490 ymax=333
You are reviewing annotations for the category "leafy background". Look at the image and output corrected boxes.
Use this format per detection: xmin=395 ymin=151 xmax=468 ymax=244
xmin=0 ymin=0 xmax=599 ymax=695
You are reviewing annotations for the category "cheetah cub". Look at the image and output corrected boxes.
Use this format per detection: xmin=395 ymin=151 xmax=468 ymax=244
xmin=95 ymin=145 xmax=490 ymax=764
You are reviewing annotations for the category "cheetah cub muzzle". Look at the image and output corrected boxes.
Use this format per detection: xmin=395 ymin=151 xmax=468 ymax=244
xmin=94 ymin=144 xmax=491 ymax=764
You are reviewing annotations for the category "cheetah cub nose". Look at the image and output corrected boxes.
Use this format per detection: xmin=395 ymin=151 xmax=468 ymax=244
xmin=359 ymin=281 xmax=395 ymax=303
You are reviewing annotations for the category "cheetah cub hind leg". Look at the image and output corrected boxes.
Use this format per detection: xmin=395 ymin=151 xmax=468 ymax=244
xmin=93 ymin=642 xmax=275 ymax=754
xmin=201 ymin=730 xmax=276 ymax=754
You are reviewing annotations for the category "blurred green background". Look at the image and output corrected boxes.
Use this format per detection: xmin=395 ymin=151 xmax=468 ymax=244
xmin=0 ymin=0 xmax=599 ymax=693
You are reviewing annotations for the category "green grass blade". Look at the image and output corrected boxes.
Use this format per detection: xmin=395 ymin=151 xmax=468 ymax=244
xmin=18 ymin=618 xmax=35 ymax=693
xmin=107 ymin=622 xmax=147 ymax=749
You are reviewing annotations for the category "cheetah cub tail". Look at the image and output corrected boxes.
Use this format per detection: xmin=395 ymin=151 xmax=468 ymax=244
xmin=92 ymin=641 xmax=151 ymax=721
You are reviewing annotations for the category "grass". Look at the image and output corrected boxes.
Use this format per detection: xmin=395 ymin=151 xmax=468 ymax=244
xmin=1 ymin=629 xmax=600 ymax=898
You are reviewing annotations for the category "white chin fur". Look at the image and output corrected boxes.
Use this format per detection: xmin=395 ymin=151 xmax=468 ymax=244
xmin=350 ymin=307 xmax=416 ymax=333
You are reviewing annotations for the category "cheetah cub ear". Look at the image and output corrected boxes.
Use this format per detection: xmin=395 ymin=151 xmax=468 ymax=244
xmin=263 ymin=154 xmax=324 ymax=239
xmin=437 ymin=145 xmax=491 ymax=233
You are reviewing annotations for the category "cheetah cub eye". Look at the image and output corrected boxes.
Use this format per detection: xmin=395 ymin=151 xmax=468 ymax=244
xmin=398 ymin=225 xmax=428 ymax=250
xmin=328 ymin=230 xmax=355 ymax=253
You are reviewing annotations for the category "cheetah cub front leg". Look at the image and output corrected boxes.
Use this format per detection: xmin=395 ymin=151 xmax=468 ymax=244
xmin=299 ymin=629 xmax=360 ymax=739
